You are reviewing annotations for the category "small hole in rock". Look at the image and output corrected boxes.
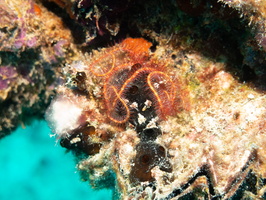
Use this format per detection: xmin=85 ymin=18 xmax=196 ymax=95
xmin=171 ymin=54 xmax=177 ymax=60
xmin=140 ymin=154 xmax=151 ymax=165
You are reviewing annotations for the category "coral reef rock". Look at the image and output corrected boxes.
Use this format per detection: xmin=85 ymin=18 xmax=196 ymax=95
xmin=2 ymin=0 xmax=266 ymax=199
xmin=0 ymin=0 xmax=79 ymax=137
xmin=46 ymin=38 xmax=266 ymax=199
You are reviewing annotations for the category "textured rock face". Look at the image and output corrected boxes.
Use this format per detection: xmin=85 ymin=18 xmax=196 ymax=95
xmin=2 ymin=0 xmax=266 ymax=199
xmin=46 ymin=38 xmax=266 ymax=199
xmin=0 ymin=0 xmax=78 ymax=137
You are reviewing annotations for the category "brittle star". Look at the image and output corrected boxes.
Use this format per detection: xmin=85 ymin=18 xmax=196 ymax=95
xmin=88 ymin=39 xmax=177 ymax=124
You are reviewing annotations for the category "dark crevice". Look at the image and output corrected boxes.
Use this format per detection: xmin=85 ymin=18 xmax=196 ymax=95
xmin=160 ymin=165 xmax=219 ymax=200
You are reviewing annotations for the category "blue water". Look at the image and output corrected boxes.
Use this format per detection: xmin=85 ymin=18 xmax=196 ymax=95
xmin=0 ymin=120 xmax=112 ymax=200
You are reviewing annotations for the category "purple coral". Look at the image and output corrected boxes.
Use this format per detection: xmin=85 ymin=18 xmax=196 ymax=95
xmin=53 ymin=40 xmax=68 ymax=58
xmin=0 ymin=66 xmax=17 ymax=90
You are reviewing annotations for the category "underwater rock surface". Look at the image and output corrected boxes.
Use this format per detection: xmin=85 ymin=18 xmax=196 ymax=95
xmin=0 ymin=0 xmax=82 ymax=137
xmin=1 ymin=0 xmax=266 ymax=199
xmin=46 ymin=37 xmax=266 ymax=199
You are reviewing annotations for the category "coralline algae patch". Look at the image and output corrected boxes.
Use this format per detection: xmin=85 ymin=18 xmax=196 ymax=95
xmin=46 ymin=38 xmax=266 ymax=199
xmin=0 ymin=0 xmax=80 ymax=138
xmin=0 ymin=0 xmax=72 ymax=53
